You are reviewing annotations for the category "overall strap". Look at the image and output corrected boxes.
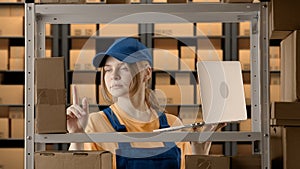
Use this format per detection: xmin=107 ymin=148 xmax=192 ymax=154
xmin=157 ymin=112 xmax=170 ymax=129
xmin=102 ymin=107 xmax=127 ymax=132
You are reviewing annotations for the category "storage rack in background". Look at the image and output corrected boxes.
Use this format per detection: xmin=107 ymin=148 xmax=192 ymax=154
xmin=25 ymin=1 xmax=270 ymax=169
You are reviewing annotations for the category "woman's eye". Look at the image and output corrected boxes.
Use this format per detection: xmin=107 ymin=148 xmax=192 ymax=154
xmin=120 ymin=67 xmax=129 ymax=71
xmin=104 ymin=69 xmax=112 ymax=72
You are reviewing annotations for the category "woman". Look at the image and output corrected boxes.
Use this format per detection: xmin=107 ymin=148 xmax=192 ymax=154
xmin=67 ymin=37 xmax=223 ymax=169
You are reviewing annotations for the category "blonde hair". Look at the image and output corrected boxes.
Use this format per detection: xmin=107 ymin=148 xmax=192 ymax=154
xmin=101 ymin=61 xmax=164 ymax=113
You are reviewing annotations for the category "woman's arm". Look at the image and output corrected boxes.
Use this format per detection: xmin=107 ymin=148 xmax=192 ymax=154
xmin=191 ymin=123 xmax=226 ymax=155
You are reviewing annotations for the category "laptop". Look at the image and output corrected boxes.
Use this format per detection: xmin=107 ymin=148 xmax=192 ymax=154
xmin=153 ymin=61 xmax=247 ymax=132
xmin=196 ymin=61 xmax=247 ymax=124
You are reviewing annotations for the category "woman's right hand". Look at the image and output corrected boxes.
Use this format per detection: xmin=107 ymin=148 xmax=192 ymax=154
xmin=67 ymin=85 xmax=89 ymax=133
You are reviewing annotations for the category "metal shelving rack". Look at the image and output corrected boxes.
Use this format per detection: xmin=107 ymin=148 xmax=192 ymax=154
xmin=25 ymin=2 xmax=270 ymax=169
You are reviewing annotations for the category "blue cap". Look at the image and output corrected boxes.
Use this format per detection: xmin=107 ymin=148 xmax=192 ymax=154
xmin=93 ymin=37 xmax=152 ymax=67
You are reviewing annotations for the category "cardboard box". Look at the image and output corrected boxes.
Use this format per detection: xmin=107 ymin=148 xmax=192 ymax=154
xmin=193 ymin=0 xmax=219 ymax=2
xmin=196 ymin=23 xmax=222 ymax=36
xmin=0 ymin=50 xmax=8 ymax=70
xmin=209 ymin=143 xmax=223 ymax=155
xmin=270 ymin=126 xmax=300 ymax=169
xmin=271 ymin=102 xmax=300 ymax=120
xmin=0 ymin=6 xmax=10 ymax=16
xmin=175 ymin=72 xmax=191 ymax=85
xmin=10 ymin=5 xmax=24 ymax=16
xmin=280 ymin=30 xmax=300 ymax=101
xmin=239 ymin=22 xmax=250 ymax=36
xmin=9 ymin=58 xmax=24 ymax=70
xmin=167 ymin=0 xmax=187 ymax=3
xmin=10 ymin=46 xmax=25 ymax=58
xmin=0 ymin=148 xmax=24 ymax=169
xmin=36 ymin=105 xmax=67 ymax=133
xmin=0 ymin=39 xmax=9 ymax=50
xmin=35 ymin=57 xmax=65 ymax=90
xmin=181 ymin=46 xmax=196 ymax=58
xmin=270 ymin=126 xmax=283 ymax=169
xmin=45 ymin=49 xmax=52 ymax=58
xmin=9 ymin=107 xmax=24 ymax=119
xmin=70 ymin=84 xmax=97 ymax=105
xmin=197 ymin=49 xmax=223 ymax=61
xmin=86 ymin=0 xmax=101 ymax=3
xmin=69 ymin=49 xmax=96 ymax=70
xmin=270 ymin=84 xmax=280 ymax=102
xmin=39 ymin=0 xmax=60 ymax=3
xmin=72 ymin=72 xmax=98 ymax=84
xmin=154 ymin=23 xmax=194 ymax=37
xmin=270 ymin=58 xmax=280 ymax=71
xmin=270 ymin=46 xmax=280 ymax=58
xmin=231 ymin=155 xmax=261 ymax=169
xmin=236 ymin=144 xmax=252 ymax=155
xmin=60 ymin=0 xmax=85 ymax=3
xmin=35 ymin=151 xmax=112 ymax=169
xmin=185 ymin=155 xmax=230 ymax=169
xmin=153 ymin=49 xmax=179 ymax=71
xmin=70 ymin=24 xmax=96 ymax=36
xmin=0 ymin=85 xmax=24 ymax=105
xmin=0 ymin=118 xmax=9 ymax=138
xmin=155 ymin=85 xmax=194 ymax=105
xmin=11 ymin=118 xmax=24 ymax=138
xmin=35 ymin=57 xmax=67 ymax=134
xmin=239 ymin=119 xmax=251 ymax=131
xmin=152 ymin=0 xmax=166 ymax=3
xmin=283 ymin=127 xmax=300 ymax=169
xmin=244 ymin=84 xmax=251 ymax=105
xmin=271 ymin=73 xmax=280 ymax=85
xmin=154 ymin=39 xmax=177 ymax=49
xmin=155 ymin=73 xmax=171 ymax=85
xmin=106 ymin=0 xmax=130 ymax=3
xmin=0 ymin=106 xmax=9 ymax=117
xmin=221 ymin=0 xmax=253 ymax=3
xmin=239 ymin=49 xmax=250 ymax=70
xmin=269 ymin=0 xmax=300 ymax=39
xmin=271 ymin=102 xmax=300 ymax=126
xmin=99 ymin=24 xmax=138 ymax=37
xmin=180 ymin=58 xmax=195 ymax=71
xmin=0 ymin=17 xmax=23 ymax=36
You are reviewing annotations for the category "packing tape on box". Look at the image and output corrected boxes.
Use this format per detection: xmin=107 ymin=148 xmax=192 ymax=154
xmin=36 ymin=89 xmax=66 ymax=105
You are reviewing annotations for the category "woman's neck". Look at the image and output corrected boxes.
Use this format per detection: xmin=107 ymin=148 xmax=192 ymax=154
xmin=116 ymin=97 xmax=152 ymax=122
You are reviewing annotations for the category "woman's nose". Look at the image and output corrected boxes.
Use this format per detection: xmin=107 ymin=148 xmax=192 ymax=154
xmin=111 ymin=69 xmax=121 ymax=80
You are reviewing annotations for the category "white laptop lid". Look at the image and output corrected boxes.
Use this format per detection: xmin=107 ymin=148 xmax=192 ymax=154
xmin=196 ymin=61 xmax=247 ymax=124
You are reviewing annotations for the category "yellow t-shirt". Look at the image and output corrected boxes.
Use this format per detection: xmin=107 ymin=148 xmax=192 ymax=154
xmin=84 ymin=104 xmax=192 ymax=169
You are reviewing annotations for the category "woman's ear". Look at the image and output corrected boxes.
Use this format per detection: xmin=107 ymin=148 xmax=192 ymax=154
xmin=143 ymin=66 xmax=152 ymax=82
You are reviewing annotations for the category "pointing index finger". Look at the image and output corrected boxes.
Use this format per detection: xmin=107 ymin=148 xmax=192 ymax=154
xmin=72 ymin=85 xmax=79 ymax=105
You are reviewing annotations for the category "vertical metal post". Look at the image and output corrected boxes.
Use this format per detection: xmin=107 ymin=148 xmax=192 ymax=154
xmin=260 ymin=2 xmax=270 ymax=169
xmin=24 ymin=2 xmax=35 ymax=169
xmin=52 ymin=24 xmax=60 ymax=57
xmin=250 ymin=14 xmax=261 ymax=132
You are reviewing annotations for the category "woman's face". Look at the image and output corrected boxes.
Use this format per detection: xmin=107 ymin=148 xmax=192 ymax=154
xmin=103 ymin=56 xmax=133 ymax=98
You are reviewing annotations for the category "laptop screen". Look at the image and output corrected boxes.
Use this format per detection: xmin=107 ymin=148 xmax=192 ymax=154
xmin=196 ymin=61 xmax=247 ymax=124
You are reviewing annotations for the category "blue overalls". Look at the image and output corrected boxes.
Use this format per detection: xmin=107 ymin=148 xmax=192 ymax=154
xmin=102 ymin=107 xmax=181 ymax=169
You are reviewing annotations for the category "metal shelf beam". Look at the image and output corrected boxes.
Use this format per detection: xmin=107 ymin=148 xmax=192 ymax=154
xmin=35 ymin=3 xmax=259 ymax=24
xmin=35 ymin=132 xmax=261 ymax=143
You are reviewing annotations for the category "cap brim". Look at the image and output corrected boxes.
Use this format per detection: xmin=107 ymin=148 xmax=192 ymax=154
xmin=93 ymin=52 xmax=143 ymax=68
xmin=92 ymin=52 xmax=107 ymax=67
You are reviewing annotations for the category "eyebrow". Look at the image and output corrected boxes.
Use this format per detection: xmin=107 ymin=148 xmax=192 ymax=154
xmin=104 ymin=62 xmax=126 ymax=67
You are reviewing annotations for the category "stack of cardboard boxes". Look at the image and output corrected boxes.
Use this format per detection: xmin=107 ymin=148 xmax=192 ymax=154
xmin=34 ymin=57 xmax=113 ymax=168
xmin=270 ymin=1 xmax=300 ymax=169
